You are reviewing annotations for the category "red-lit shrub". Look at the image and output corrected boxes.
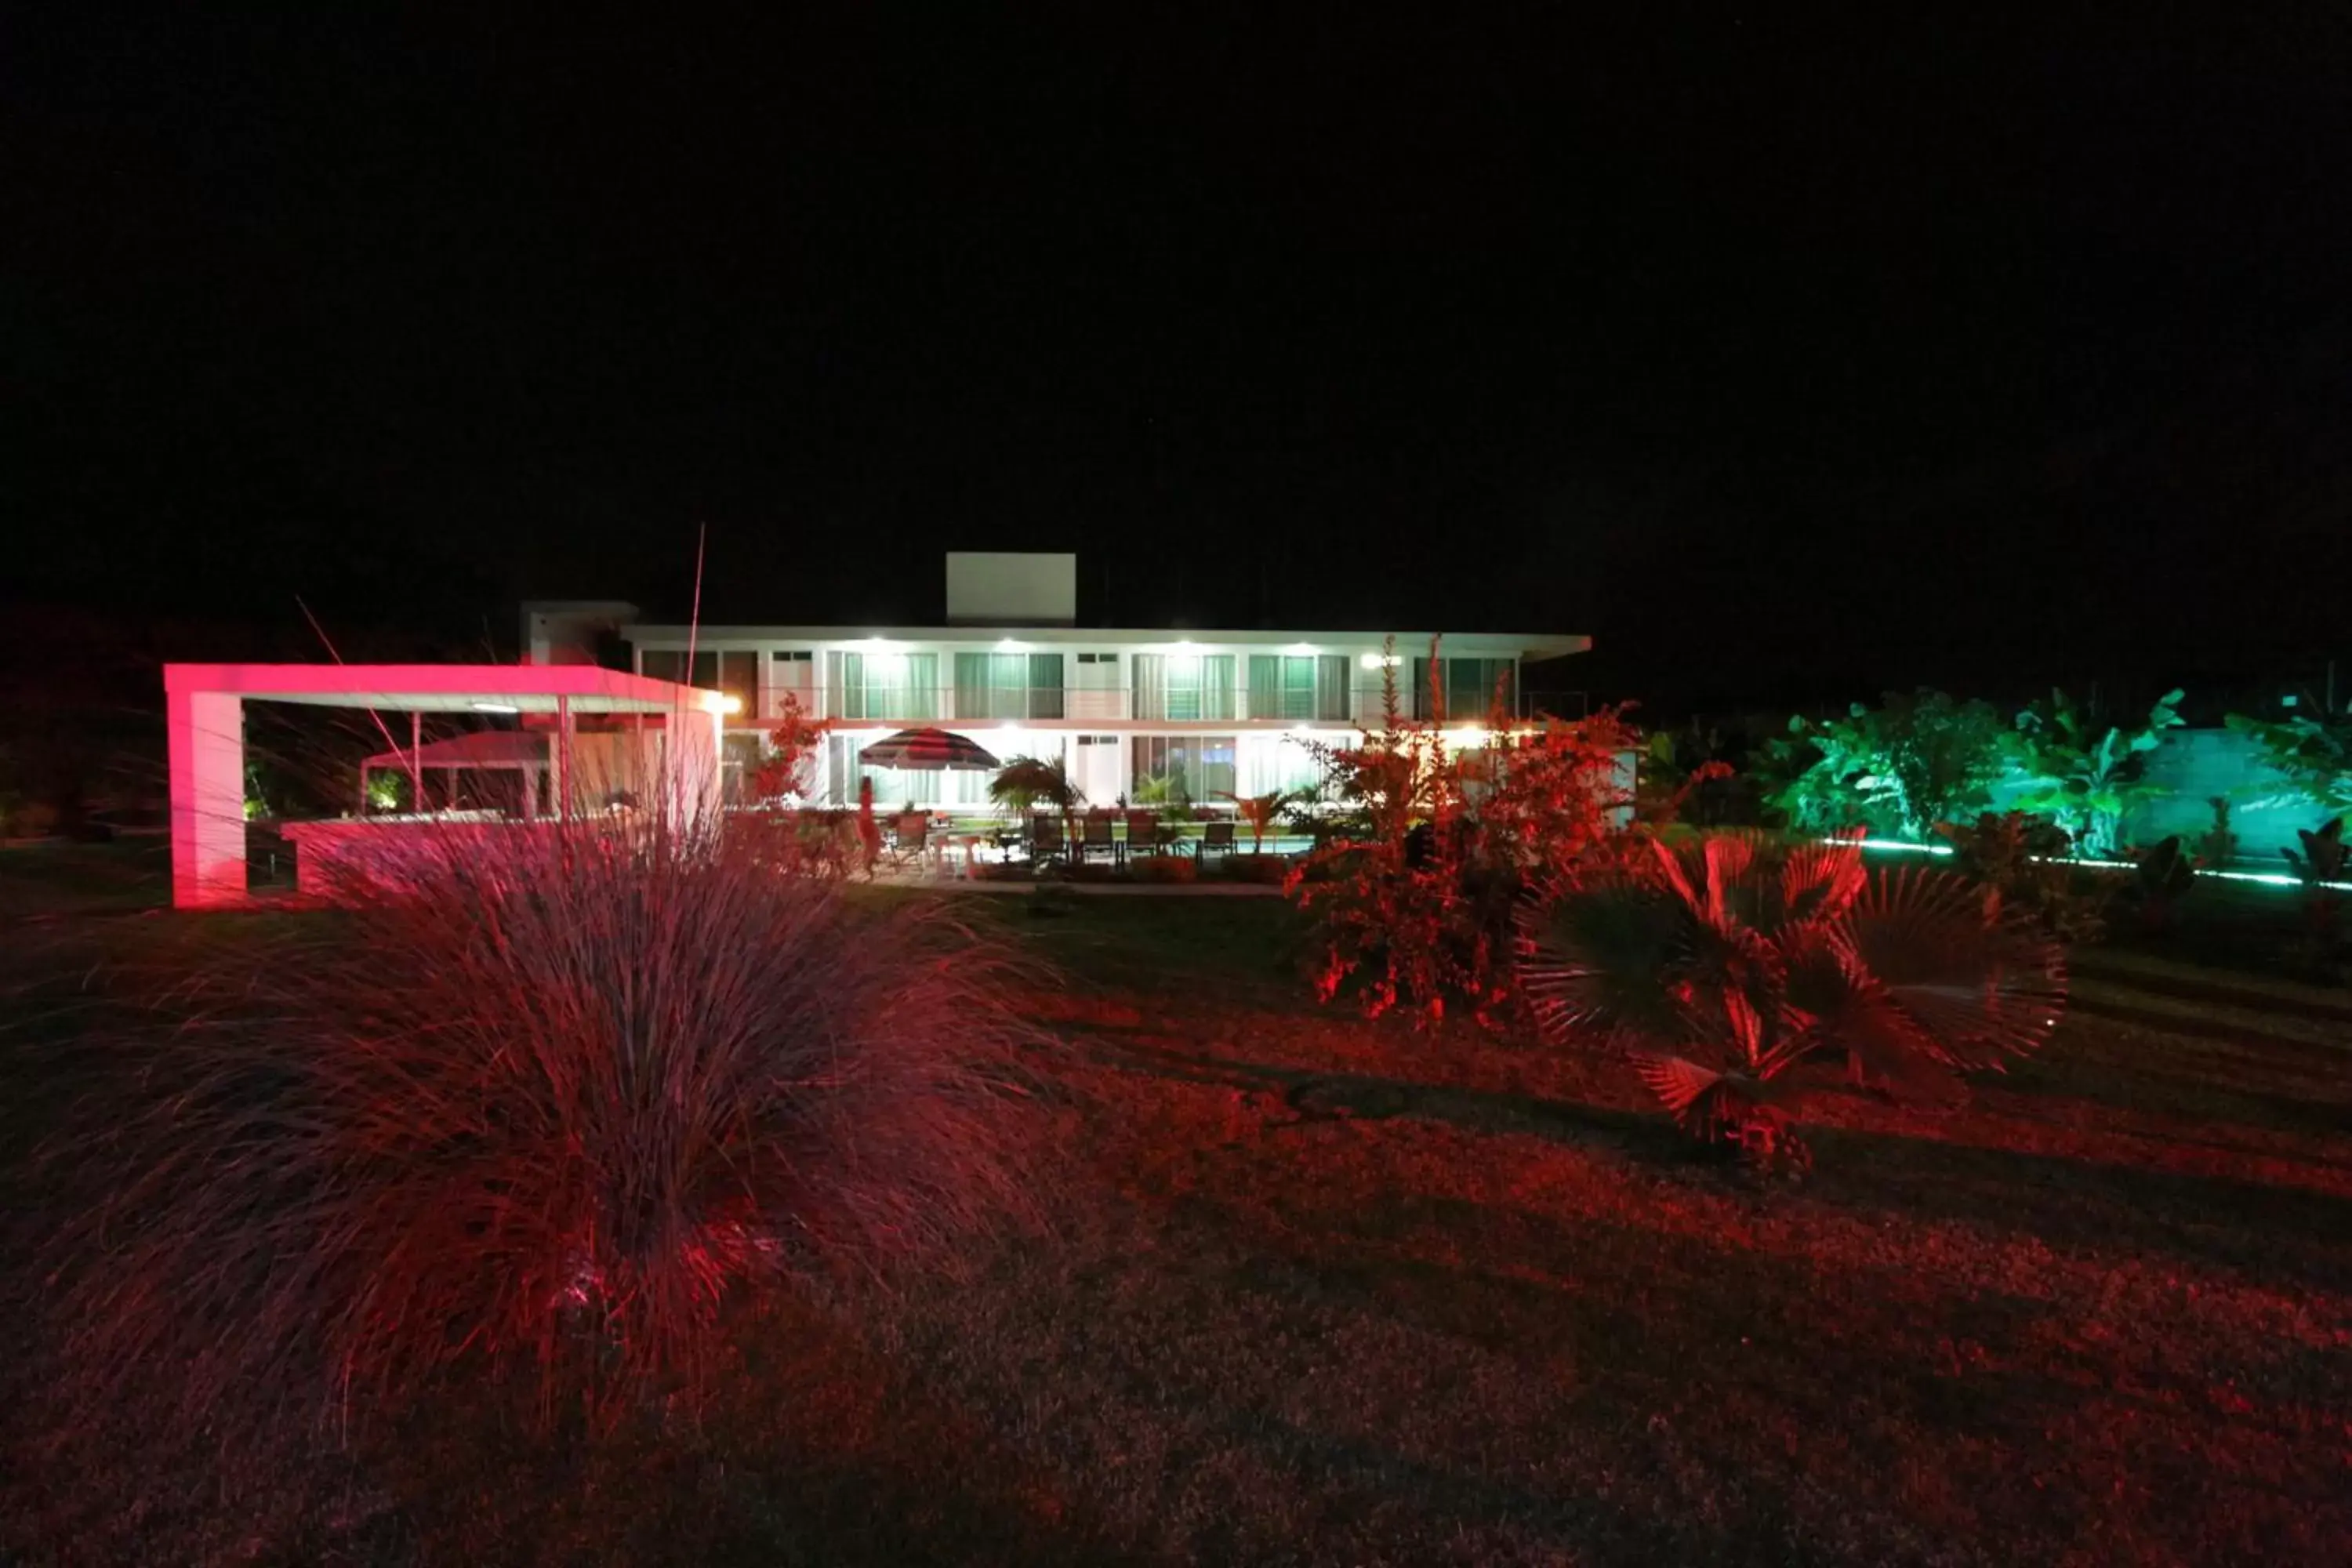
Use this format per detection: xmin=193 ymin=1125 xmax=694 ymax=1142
xmin=1518 ymin=833 xmax=2067 ymax=1167
xmin=748 ymin=689 xmax=832 ymax=804
xmin=1126 ymin=853 xmax=1198 ymax=884
xmin=1286 ymin=639 xmax=1638 ymax=1025
xmin=41 ymin=811 xmax=1044 ymax=1449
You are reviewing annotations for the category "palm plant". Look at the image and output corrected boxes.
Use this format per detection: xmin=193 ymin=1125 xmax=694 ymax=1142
xmin=1217 ymin=789 xmax=1298 ymax=852
xmin=1131 ymin=770 xmax=1195 ymax=820
xmin=1518 ymin=833 xmax=2067 ymax=1166
xmin=989 ymin=756 xmax=1083 ymax=839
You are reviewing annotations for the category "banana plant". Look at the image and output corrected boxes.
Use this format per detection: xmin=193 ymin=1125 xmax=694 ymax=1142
xmin=2226 ymin=713 xmax=2352 ymax=815
xmin=2009 ymin=689 xmax=2184 ymax=858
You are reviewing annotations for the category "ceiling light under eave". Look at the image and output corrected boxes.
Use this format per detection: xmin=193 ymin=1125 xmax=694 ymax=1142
xmin=470 ymin=701 xmax=520 ymax=714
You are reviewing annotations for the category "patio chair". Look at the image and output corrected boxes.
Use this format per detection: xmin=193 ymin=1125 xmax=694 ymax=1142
xmin=1080 ymin=811 xmax=1116 ymax=863
xmin=1196 ymin=818 xmax=1237 ymax=864
xmin=888 ymin=811 xmax=930 ymax=869
xmin=1121 ymin=811 xmax=1158 ymax=865
xmin=1029 ymin=812 xmax=1066 ymax=865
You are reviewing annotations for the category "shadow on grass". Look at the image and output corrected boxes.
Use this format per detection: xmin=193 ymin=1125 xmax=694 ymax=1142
xmin=2 ymin=1295 xmax=1134 ymax=1568
xmin=1798 ymin=1128 xmax=2352 ymax=1290
xmin=1073 ymin=1025 xmax=1684 ymax=1160
xmin=1080 ymin=1027 xmax=2352 ymax=1294
xmin=2070 ymin=990 xmax=2352 ymax=1058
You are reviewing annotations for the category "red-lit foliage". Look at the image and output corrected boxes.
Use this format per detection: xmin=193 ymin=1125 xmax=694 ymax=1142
xmin=749 ymin=691 xmax=831 ymax=804
xmin=4 ymin=886 xmax=2347 ymax=1561
xmin=1518 ymin=832 xmax=2067 ymax=1163
xmin=39 ymin=809 xmax=1045 ymax=1448
xmin=1286 ymin=638 xmax=1638 ymax=1025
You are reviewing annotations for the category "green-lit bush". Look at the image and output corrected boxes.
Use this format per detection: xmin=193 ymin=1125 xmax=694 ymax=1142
xmin=2008 ymin=689 xmax=2183 ymax=858
xmin=1936 ymin=811 xmax=2111 ymax=943
xmin=1763 ymin=690 xmax=2009 ymax=840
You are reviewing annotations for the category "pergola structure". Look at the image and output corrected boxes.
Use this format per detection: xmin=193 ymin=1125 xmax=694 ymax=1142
xmin=358 ymin=729 xmax=554 ymax=816
xmin=165 ymin=662 xmax=732 ymax=910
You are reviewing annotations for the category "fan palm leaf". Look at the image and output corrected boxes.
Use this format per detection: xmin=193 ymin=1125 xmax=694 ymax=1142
xmin=1521 ymin=833 xmax=2069 ymax=1147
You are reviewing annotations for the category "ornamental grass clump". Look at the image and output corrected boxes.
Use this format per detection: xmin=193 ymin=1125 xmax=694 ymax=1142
xmin=39 ymin=810 xmax=1047 ymax=1449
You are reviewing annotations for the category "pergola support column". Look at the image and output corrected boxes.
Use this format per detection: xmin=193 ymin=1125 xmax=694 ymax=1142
xmin=665 ymin=704 xmax=723 ymax=822
xmin=168 ymin=688 xmax=248 ymax=909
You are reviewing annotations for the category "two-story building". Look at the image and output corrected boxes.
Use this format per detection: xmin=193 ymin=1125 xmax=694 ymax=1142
xmin=527 ymin=554 xmax=1591 ymax=811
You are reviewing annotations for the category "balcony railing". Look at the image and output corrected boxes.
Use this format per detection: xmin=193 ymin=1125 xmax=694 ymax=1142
xmin=749 ymin=686 xmax=1579 ymax=725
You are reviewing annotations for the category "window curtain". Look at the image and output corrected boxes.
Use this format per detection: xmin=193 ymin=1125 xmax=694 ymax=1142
xmin=858 ymin=755 xmax=995 ymax=809
xmin=826 ymin=652 xmax=846 ymax=717
xmin=1247 ymin=655 xmax=1280 ymax=720
xmin=1407 ymin=657 xmax=1512 ymax=721
xmin=1250 ymin=655 xmax=1346 ymax=721
xmin=1132 ymin=735 xmax=1239 ymax=799
xmin=1281 ymin=656 xmax=1315 ymax=720
xmin=1446 ymin=659 xmax=1512 ymax=720
xmin=1242 ymin=735 xmax=1327 ymax=796
xmin=953 ymin=652 xmax=1064 ymax=720
xmin=1132 ymin=653 xmax=1236 ymax=720
xmin=1316 ymin=655 xmax=1351 ymax=721
xmin=1166 ymin=656 xmax=1203 ymax=720
xmin=1446 ymin=659 xmax=1486 ymax=720
xmin=830 ymin=651 xmax=936 ymax=720
xmin=1192 ymin=735 xmax=1238 ymax=797
xmin=895 ymin=654 xmax=938 ymax=719
xmin=1199 ymin=655 xmax=1236 ymax=720
xmin=1410 ymin=656 xmax=1439 ymax=720
xmin=1028 ymin=652 xmax=1065 ymax=718
xmin=1131 ymin=653 xmax=1166 ymax=720
xmin=952 ymin=653 xmax=996 ymax=719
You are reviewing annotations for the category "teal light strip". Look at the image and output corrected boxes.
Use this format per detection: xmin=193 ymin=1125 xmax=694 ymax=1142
xmin=1820 ymin=836 xmax=2351 ymax=892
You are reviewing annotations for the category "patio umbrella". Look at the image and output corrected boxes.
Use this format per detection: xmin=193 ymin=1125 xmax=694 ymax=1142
xmin=857 ymin=727 xmax=1000 ymax=771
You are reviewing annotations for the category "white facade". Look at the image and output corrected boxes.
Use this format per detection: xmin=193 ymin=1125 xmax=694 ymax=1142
xmin=620 ymin=619 xmax=1592 ymax=811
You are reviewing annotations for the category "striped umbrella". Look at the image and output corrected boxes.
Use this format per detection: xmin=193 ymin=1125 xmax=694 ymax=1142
xmin=856 ymin=727 xmax=1001 ymax=771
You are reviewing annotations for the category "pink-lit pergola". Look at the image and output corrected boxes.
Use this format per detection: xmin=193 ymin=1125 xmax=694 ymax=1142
xmin=164 ymin=663 xmax=731 ymax=910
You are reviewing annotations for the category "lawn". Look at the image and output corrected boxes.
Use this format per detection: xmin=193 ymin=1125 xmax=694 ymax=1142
xmin=3 ymin=846 xmax=2350 ymax=1565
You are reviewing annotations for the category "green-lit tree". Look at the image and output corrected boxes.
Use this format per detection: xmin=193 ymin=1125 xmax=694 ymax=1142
xmin=1765 ymin=690 xmax=2010 ymax=840
xmin=2224 ymin=711 xmax=2352 ymax=817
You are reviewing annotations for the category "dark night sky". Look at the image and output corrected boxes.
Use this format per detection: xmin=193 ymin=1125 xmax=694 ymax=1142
xmin=7 ymin=8 xmax=2350 ymax=712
